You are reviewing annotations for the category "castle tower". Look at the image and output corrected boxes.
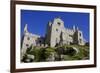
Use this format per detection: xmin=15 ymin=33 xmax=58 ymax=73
xmin=49 ymin=17 xmax=64 ymax=47
xmin=73 ymin=26 xmax=85 ymax=45
xmin=77 ymin=31 xmax=85 ymax=45
xmin=45 ymin=21 xmax=52 ymax=46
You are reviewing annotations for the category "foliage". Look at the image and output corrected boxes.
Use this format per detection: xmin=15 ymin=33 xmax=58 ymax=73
xmin=22 ymin=44 xmax=89 ymax=62
xmin=44 ymin=47 xmax=56 ymax=58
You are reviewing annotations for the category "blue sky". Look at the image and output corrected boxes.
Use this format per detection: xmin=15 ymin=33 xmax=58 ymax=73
xmin=21 ymin=10 xmax=90 ymax=42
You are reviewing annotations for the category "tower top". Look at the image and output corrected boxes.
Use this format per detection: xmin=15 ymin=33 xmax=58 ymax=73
xmin=73 ymin=25 xmax=76 ymax=31
xmin=48 ymin=21 xmax=52 ymax=26
xmin=77 ymin=26 xmax=79 ymax=30
xmin=24 ymin=24 xmax=28 ymax=33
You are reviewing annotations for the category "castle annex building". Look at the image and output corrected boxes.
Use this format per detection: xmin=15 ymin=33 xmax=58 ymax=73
xmin=21 ymin=17 xmax=86 ymax=58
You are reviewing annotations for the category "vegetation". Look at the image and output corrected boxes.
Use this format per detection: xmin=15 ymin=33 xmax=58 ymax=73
xmin=21 ymin=45 xmax=89 ymax=63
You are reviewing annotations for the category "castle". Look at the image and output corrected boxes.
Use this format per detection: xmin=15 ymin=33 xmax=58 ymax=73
xmin=21 ymin=17 xmax=86 ymax=59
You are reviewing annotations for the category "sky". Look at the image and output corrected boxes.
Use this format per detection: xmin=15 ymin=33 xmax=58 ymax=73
xmin=21 ymin=10 xmax=90 ymax=42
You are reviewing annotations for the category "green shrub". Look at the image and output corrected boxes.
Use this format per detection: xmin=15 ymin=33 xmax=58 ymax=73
xmin=22 ymin=44 xmax=89 ymax=62
xmin=44 ymin=47 xmax=56 ymax=58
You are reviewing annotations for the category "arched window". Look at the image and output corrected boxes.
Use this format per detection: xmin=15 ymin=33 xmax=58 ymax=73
xmin=26 ymin=44 xmax=29 ymax=47
xmin=56 ymin=28 xmax=58 ymax=32
xmin=80 ymin=33 xmax=81 ymax=36
xmin=55 ymin=38 xmax=59 ymax=47
xmin=57 ymin=22 xmax=61 ymax=26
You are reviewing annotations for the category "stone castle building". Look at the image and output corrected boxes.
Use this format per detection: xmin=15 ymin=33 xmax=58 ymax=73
xmin=21 ymin=17 xmax=86 ymax=59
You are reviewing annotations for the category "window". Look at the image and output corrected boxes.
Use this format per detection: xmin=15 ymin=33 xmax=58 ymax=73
xmin=26 ymin=44 xmax=29 ymax=47
xmin=39 ymin=40 xmax=41 ymax=43
xmin=57 ymin=22 xmax=61 ymax=26
xmin=56 ymin=28 xmax=58 ymax=32
xmin=27 ymin=37 xmax=30 ymax=40
xmin=80 ymin=33 xmax=81 ymax=36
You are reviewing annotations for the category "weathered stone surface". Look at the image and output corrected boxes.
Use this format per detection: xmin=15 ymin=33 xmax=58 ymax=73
xmin=46 ymin=52 xmax=55 ymax=61
xmin=72 ymin=47 xmax=79 ymax=54
xmin=27 ymin=54 xmax=35 ymax=60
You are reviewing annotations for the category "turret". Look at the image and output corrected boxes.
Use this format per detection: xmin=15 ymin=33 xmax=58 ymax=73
xmin=77 ymin=26 xmax=79 ymax=30
xmin=48 ymin=21 xmax=52 ymax=27
xmin=24 ymin=24 xmax=28 ymax=33
xmin=73 ymin=25 xmax=76 ymax=32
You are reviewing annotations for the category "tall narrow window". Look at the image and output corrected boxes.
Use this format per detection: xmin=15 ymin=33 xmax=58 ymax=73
xmin=57 ymin=22 xmax=61 ymax=26
xmin=55 ymin=38 xmax=59 ymax=47
xmin=80 ymin=33 xmax=81 ymax=36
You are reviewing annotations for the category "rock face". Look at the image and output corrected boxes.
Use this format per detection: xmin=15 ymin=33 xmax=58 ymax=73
xmin=21 ymin=17 xmax=86 ymax=60
xmin=72 ymin=47 xmax=79 ymax=54
xmin=46 ymin=52 xmax=55 ymax=61
xmin=22 ymin=54 xmax=35 ymax=63
xmin=27 ymin=54 xmax=35 ymax=60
